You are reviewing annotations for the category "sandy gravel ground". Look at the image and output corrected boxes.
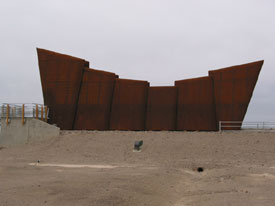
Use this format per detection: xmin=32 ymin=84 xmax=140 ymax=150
xmin=1 ymin=131 xmax=275 ymax=206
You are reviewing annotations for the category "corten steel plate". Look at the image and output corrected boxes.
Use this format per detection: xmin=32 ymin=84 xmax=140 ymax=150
xmin=73 ymin=68 xmax=118 ymax=130
xmin=37 ymin=48 xmax=89 ymax=130
xmin=110 ymin=79 xmax=149 ymax=130
xmin=37 ymin=48 xmax=263 ymax=131
xmin=146 ymin=87 xmax=178 ymax=131
xmin=175 ymin=77 xmax=217 ymax=131
xmin=209 ymin=60 xmax=264 ymax=130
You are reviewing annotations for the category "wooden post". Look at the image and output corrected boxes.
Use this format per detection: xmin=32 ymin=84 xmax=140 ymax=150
xmin=6 ymin=104 xmax=9 ymax=125
xmin=41 ymin=106 xmax=44 ymax=121
xmin=22 ymin=104 xmax=25 ymax=125
xmin=36 ymin=104 xmax=38 ymax=119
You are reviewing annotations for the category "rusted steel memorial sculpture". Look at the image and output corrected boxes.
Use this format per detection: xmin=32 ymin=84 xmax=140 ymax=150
xmin=37 ymin=48 xmax=264 ymax=131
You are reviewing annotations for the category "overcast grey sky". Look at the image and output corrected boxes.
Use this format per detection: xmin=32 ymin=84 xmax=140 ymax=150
xmin=0 ymin=0 xmax=274 ymax=121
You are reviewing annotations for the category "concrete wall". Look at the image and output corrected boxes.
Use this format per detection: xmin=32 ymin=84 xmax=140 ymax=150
xmin=0 ymin=118 xmax=60 ymax=146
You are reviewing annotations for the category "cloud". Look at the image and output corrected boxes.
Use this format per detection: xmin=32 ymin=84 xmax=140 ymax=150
xmin=0 ymin=0 xmax=274 ymax=121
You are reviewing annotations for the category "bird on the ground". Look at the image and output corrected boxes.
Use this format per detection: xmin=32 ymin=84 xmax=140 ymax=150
xmin=134 ymin=140 xmax=143 ymax=151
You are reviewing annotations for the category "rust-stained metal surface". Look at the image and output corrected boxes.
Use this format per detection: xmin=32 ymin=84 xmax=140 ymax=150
xmin=146 ymin=87 xmax=178 ymax=131
xmin=74 ymin=68 xmax=118 ymax=130
xmin=209 ymin=60 xmax=264 ymax=129
xmin=175 ymin=77 xmax=217 ymax=131
xmin=37 ymin=48 xmax=88 ymax=130
xmin=37 ymin=48 xmax=263 ymax=131
xmin=110 ymin=79 xmax=149 ymax=130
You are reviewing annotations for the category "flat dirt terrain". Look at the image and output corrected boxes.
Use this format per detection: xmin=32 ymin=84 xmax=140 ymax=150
xmin=1 ymin=131 xmax=275 ymax=206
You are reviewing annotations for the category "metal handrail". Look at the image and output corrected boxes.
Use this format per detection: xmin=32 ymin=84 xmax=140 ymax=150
xmin=219 ymin=121 xmax=275 ymax=131
xmin=0 ymin=103 xmax=49 ymax=126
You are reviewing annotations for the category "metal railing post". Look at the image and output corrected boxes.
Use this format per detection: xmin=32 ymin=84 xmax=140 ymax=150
xmin=36 ymin=104 xmax=38 ymax=119
xmin=22 ymin=104 xmax=25 ymax=125
xmin=45 ymin=106 xmax=48 ymax=122
xmin=1 ymin=105 xmax=4 ymax=117
xmin=6 ymin=104 xmax=9 ymax=125
xmin=41 ymin=106 xmax=44 ymax=121
xmin=12 ymin=107 xmax=15 ymax=118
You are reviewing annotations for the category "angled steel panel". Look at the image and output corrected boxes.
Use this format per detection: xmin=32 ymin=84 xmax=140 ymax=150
xmin=175 ymin=76 xmax=217 ymax=131
xmin=146 ymin=86 xmax=178 ymax=131
xmin=37 ymin=48 xmax=88 ymax=130
xmin=74 ymin=68 xmax=117 ymax=130
xmin=37 ymin=48 xmax=263 ymax=131
xmin=209 ymin=60 xmax=264 ymax=129
xmin=110 ymin=79 xmax=149 ymax=130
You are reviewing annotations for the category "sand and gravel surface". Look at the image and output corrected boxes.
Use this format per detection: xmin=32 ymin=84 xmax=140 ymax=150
xmin=1 ymin=131 xmax=275 ymax=205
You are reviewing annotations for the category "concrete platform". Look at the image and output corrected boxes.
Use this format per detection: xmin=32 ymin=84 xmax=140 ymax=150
xmin=0 ymin=118 xmax=60 ymax=146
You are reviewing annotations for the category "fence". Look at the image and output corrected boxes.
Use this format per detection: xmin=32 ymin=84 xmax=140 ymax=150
xmin=0 ymin=103 xmax=49 ymax=126
xmin=219 ymin=121 xmax=275 ymax=131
